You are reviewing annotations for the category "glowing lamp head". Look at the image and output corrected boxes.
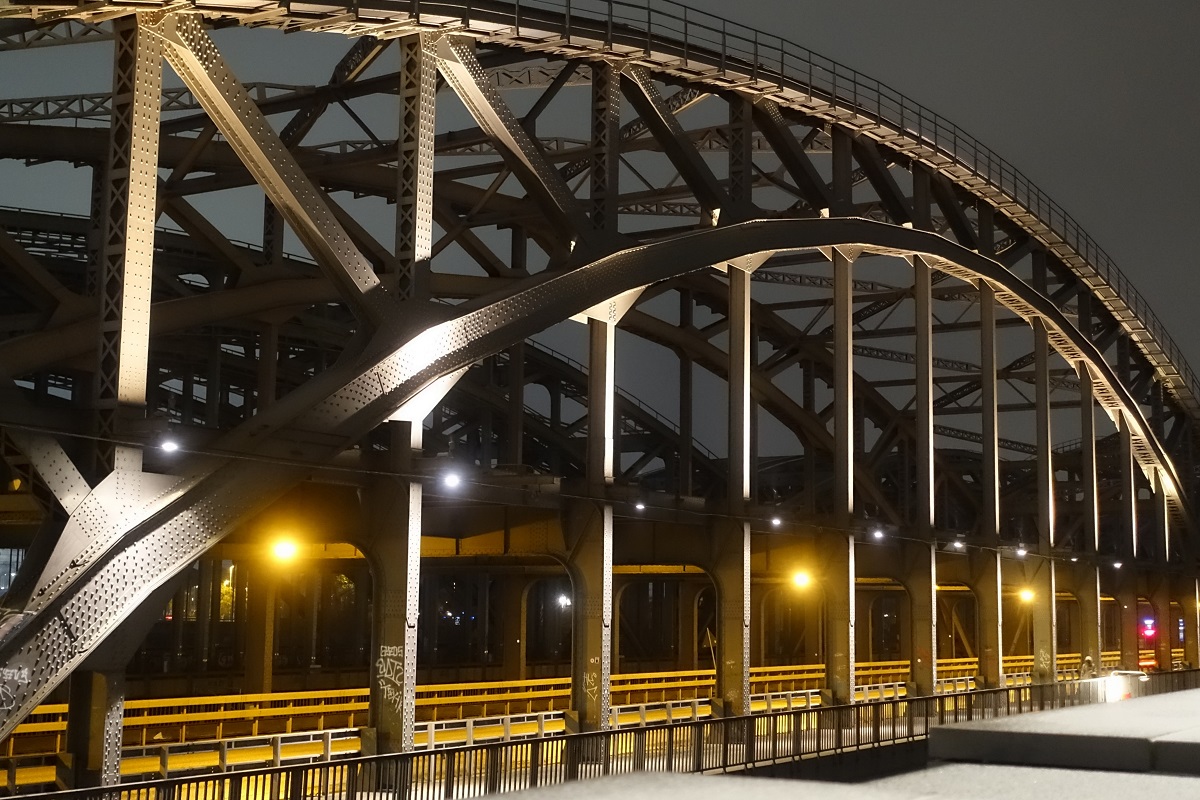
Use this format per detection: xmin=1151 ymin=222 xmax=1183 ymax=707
xmin=635 ymin=502 xmax=646 ymax=510
xmin=791 ymin=571 xmax=812 ymax=589
xmin=953 ymin=541 xmax=964 ymax=550
xmin=444 ymin=473 xmax=461 ymax=489
xmin=161 ymin=440 xmax=180 ymax=453
xmin=1019 ymin=588 xmax=1035 ymax=603
xmin=873 ymin=529 xmax=884 ymax=540
xmin=1016 ymin=546 xmax=1028 ymax=557
xmin=557 ymin=594 xmax=572 ymax=608
xmin=771 ymin=517 xmax=782 ymax=527
xmin=272 ymin=539 xmax=299 ymax=562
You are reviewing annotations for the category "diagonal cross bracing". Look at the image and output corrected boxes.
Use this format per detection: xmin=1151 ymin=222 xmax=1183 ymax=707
xmin=0 ymin=217 xmax=1181 ymax=741
xmin=147 ymin=14 xmax=390 ymax=328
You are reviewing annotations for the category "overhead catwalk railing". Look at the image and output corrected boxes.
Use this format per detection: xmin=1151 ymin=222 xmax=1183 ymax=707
xmin=2 ymin=0 xmax=1190 ymax=411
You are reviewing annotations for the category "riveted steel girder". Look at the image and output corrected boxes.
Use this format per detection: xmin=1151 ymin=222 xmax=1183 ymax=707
xmin=0 ymin=217 xmax=1189 ymax=740
xmin=147 ymin=14 xmax=391 ymax=328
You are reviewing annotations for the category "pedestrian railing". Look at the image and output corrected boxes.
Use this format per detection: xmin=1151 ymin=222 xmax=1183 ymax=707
xmin=12 ymin=670 xmax=1197 ymax=800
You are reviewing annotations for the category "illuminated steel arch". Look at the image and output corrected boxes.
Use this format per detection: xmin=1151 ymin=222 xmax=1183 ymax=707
xmin=0 ymin=0 xmax=1194 ymax=752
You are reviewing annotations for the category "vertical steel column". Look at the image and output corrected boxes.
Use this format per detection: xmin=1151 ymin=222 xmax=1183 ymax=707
xmin=1030 ymin=255 xmax=1057 ymax=683
xmin=1184 ymin=579 xmax=1200 ymax=668
xmin=1119 ymin=412 xmax=1139 ymax=561
xmin=973 ymin=548 xmax=1004 ymax=688
xmin=979 ymin=285 xmax=999 ymax=542
xmin=712 ymin=518 xmax=751 ymax=716
xmin=497 ymin=579 xmax=529 ymax=680
xmin=95 ymin=13 xmax=162 ymax=474
xmin=370 ymin=422 xmax=422 ymax=752
xmin=1079 ymin=364 xmax=1100 ymax=553
xmin=256 ymin=324 xmax=278 ymax=412
xmin=243 ymin=561 xmax=277 ymax=694
xmin=727 ymin=95 xmax=753 ymax=215
xmin=195 ymin=559 xmax=214 ymax=671
xmin=830 ymin=127 xmax=854 ymax=216
xmin=914 ymin=255 xmax=934 ymax=535
xmin=65 ymin=671 xmax=125 ymax=788
xmin=590 ymin=61 xmax=620 ymax=236
xmin=394 ymin=33 xmax=437 ymax=301
xmin=729 ymin=268 xmax=751 ymax=507
xmin=834 ymin=249 xmax=854 ymax=529
xmin=677 ymin=581 xmax=702 ymax=670
xmin=587 ymin=318 xmax=615 ymax=486
xmin=822 ymin=533 xmax=855 ymax=704
xmin=506 ymin=343 xmax=525 ymax=465
xmin=910 ymin=244 xmax=937 ymax=696
xmin=1116 ymin=336 xmax=1139 ymax=560
xmin=1154 ymin=469 xmax=1171 ymax=562
xmin=712 ymin=265 xmax=752 ymax=717
xmin=906 ymin=541 xmax=937 ymax=696
xmin=566 ymin=500 xmax=612 ymax=730
xmin=977 ymin=277 xmax=1003 ymax=677
xmin=1074 ymin=563 xmax=1102 ymax=676
xmin=1117 ymin=587 xmax=1139 ymax=670
xmin=1150 ymin=580 xmax=1173 ymax=671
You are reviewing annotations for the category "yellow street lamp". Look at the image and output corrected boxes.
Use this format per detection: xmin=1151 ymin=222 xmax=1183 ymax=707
xmin=1019 ymin=588 xmax=1035 ymax=603
xmin=791 ymin=571 xmax=812 ymax=589
xmin=272 ymin=539 xmax=299 ymax=562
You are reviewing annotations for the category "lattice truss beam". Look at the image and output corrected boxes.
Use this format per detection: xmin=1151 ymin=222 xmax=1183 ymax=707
xmin=0 ymin=7 xmax=1192 ymax=736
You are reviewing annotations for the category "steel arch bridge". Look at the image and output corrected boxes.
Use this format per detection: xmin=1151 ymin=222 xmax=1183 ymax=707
xmin=0 ymin=0 xmax=1197 ymax=770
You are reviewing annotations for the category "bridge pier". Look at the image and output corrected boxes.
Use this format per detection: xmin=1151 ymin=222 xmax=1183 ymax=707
xmin=564 ymin=500 xmax=612 ymax=732
xmin=63 ymin=670 xmax=123 ymax=788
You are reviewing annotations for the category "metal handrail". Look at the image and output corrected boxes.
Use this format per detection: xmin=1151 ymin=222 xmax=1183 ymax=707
xmin=16 ymin=671 xmax=1199 ymax=798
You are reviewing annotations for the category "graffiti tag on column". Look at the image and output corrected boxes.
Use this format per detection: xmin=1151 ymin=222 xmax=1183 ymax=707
xmin=584 ymin=671 xmax=598 ymax=702
xmin=1035 ymin=648 xmax=1052 ymax=680
xmin=376 ymin=645 xmax=406 ymax=714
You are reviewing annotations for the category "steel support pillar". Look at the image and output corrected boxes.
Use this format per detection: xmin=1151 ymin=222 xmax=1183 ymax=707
xmin=1154 ymin=469 xmax=1170 ymax=562
xmin=1117 ymin=587 xmax=1140 ymax=671
xmin=1033 ymin=323 xmax=1055 ymax=549
xmin=194 ymin=559 xmax=215 ymax=671
xmin=497 ymin=577 xmax=529 ymax=681
xmin=1072 ymin=563 xmax=1102 ymax=676
xmin=95 ymin=13 xmax=162 ymax=474
xmin=677 ymin=581 xmax=701 ymax=670
xmin=729 ymin=267 xmax=751 ymax=507
xmin=1119 ymin=414 xmax=1139 ymax=561
xmin=394 ymin=33 xmax=436 ymax=301
xmin=980 ymin=282 xmax=1000 ymax=543
xmin=834 ymin=249 xmax=854 ymax=529
xmin=820 ymin=533 xmax=855 ymax=705
xmin=1079 ymin=363 xmax=1100 ymax=553
xmin=368 ymin=422 xmax=422 ymax=753
xmin=64 ymin=670 xmax=124 ymax=788
xmin=506 ymin=343 xmax=525 ymax=465
xmin=1150 ymin=579 xmax=1172 ymax=671
xmin=904 ymin=541 xmax=937 ymax=696
xmin=1027 ymin=560 xmax=1057 ymax=684
xmin=243 ymin=560 xmax=277 ymax=694
xmin=587 ymin=318 xmax=615 ymax=486
xmin=972 ymin=550 xmax=1004 ymax=688
xmin=565 ymin=500 xmax=612 ymax=731
xmin=711 ymin=518 xmax=750 ymax=717
xmin=913 ymin=255 xmax=934 ymax=535
xmin=678 ymin=292 xmax=694 ymax=497
xmin=590 ymin=61 xmax=620 ymax=236
xmin=1184 ymin=579 xmax=1200 ymax=669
